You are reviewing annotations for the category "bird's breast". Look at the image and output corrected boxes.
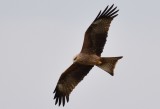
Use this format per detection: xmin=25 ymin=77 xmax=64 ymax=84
xmin=76 ymin=53 xmax=101 ymax=65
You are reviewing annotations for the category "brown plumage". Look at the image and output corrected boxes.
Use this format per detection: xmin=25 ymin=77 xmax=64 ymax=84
xmin=81 ymin=4 xmax=118 ymax=56
xmin=54 ymin=4 xmax=123 ymax=106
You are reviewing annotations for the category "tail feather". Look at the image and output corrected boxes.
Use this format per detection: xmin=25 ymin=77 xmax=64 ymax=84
xmin=96 ymin=56 xmax=123 ymax=76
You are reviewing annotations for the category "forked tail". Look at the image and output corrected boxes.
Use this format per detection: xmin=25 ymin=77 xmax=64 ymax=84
xmin=96 ymin=56 xmax=123 ymax=76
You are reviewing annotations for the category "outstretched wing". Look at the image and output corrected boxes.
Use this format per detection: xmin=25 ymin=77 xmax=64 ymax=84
xmin=81 ymin=4 xmax=119 ymax=56
xmin=53 ymin=63 xmax=93 ymax=106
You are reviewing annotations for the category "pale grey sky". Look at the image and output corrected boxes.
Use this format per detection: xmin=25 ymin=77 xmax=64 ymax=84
xmin=0 ymin=0 xmax=160 ymax=109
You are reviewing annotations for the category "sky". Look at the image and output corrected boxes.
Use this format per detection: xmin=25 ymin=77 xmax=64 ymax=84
xmin=0 ymin=0 xmax=160 ymax=109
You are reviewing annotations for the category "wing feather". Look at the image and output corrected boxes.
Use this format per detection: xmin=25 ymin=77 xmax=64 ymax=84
xmin=103 ymin=4 xmax=114 ymax=16
xmin=81 ymin=4 xmax=119 ymax=56
xmin=101 ymin=6 xmax=109 ymax=16
xmin=53 ymin=62 xmax=93 ymax=106
xmin=95 ymin=10 xmax=101 ymax=20
xmin=106 ymin=7 xmax=117 ymax=16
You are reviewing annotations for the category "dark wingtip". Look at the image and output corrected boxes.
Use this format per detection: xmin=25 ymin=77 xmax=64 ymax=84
xmin=101 ymin=5 xmax=109 ymax=16
xmin=55 ymin=97 xmax=58 ymax=105
xmin=62 ymin=96 xmax=65 ymax=106
xmin=94 ymin=10 xmax=101 ymax=21
xmin=110 ymin=72 xmax=114 ymax=76
xmin=53 ymin=89 xmax=56 ymax=93
xmin=118 ymin=56 xmax=123 ymax=59
xmin=95 ymin=4 xmax=119 ymax=21
xmin=66 ymin=95 xmax=69 ymax=102
xmin=53 ymin=89 xmax=69 ymax=106
xmin=58 ymin=97 xmax=61 ymax=106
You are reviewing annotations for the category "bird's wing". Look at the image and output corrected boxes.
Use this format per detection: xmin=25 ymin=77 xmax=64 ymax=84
xmin=53 ymin=62 xmax=93 ymax=106
xmin=81 ymin=4 xmax=119 ymax=56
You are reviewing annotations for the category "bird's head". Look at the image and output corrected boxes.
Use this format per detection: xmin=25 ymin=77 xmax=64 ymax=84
xmin=73 ymin=54 xmax=79 ymax=62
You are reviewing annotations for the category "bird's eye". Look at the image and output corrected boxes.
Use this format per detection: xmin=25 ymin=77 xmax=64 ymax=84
xmin=73 ymin=57 xmax=77 ymax=60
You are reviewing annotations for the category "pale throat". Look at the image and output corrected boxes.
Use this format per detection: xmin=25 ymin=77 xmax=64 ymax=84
xmin=73 ymin=53 xmax=101 ymax=65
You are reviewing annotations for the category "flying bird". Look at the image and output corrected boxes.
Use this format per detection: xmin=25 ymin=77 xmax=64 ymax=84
xmin=53 ymin=4 xmax=123 ymax=106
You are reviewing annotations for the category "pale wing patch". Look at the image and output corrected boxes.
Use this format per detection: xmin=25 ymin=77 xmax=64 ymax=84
xmin=93 ymin=19 xmax=102 ymax=24
xmin=57 ymin=84 xmax=64 ymax=92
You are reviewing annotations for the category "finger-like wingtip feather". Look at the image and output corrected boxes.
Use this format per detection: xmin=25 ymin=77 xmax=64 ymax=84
xmin=101 ymin=5 xmax=109 ymax=16
xmin=112 ymin=14 xmax=119 ymax=18
xmin=58 ymin=97 xmax=61 ymax=106
xmin=109 ymin=10 xmax=119 ymax=17
xmin=55 ymin=97 xmax=58 ymax=105
xmin=94 ymin=10 xmax=101 ymax=21
xmin=53 ymin=86 xmax=71 ymax=106
xmin=106 ymin=7 xmax=117 ymax=16
xmin=66 ymin=95 xmax=69 ymax=102
xmin=54 ymin=92 xmax=70 ymax=106
xmin=104 ymin=4 xmax=114 ymax=15
xmin=94 ymin=4 xmax=119 ymax=21
xmin=62 ymin=96 xmax=65 ymax=106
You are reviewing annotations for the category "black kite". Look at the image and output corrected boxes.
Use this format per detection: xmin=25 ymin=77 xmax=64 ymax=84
xmin=53 ymin=4 xmax=123 ymax=106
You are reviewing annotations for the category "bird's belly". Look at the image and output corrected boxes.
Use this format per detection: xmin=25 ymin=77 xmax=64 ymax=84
xmin=77 ymin=54 xmax=101 ymax=65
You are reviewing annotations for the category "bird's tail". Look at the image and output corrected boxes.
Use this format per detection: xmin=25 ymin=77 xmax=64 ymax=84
xmin=96 ymin=56 xmax=123 ymax=76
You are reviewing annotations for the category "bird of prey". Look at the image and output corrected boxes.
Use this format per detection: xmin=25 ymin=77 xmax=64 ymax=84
xmin=54 ymin=4 xmax=123 ymax=106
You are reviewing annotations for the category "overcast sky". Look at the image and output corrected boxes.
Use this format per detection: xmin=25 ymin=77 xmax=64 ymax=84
xmin=0 ymin=0 xmax=160 ymax=109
